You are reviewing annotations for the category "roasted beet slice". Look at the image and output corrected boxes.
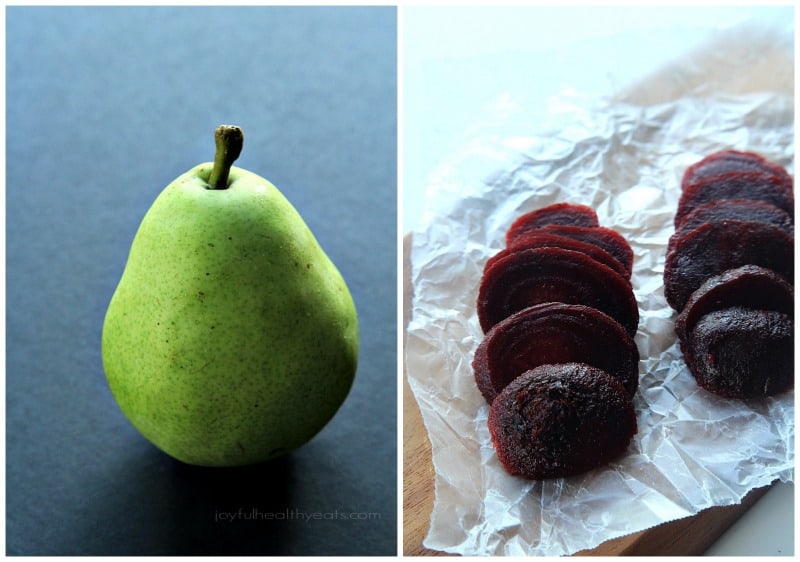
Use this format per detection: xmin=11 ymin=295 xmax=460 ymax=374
xmin=488 ymin=362 xmax=637 ymax=479
xmin=675 ymin=170 xmax=794 ymax=227
xmin=684 ymin=307 xmax=793 ymax=399
xmin=515 ymin=224 xmax=634 ymax=278
xmin=505 ymin=203 xmax=599 ymax=244
xmin=664 ymin=220 xmax=794 ymax=311
xmin=473 ymin=302 xmax=639 ymax=403
xmin=673 ymin=199 xmax=794 ymax=241
xmin=675 ymin=265 xmax=794 ymax=344
xmin=682 ymin=149 xmax=793 ymax=190
xmin=477 ymin=247 xmax=639 ymax=334
xmin=484 ymin=232 xmax=629 ymax=280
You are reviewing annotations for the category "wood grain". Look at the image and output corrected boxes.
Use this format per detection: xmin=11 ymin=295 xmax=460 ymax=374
xmin=402 ymin=232 xmax=446 ymax=556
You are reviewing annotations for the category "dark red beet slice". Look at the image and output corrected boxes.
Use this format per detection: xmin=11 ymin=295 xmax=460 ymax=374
xmin=675 ymin=170 xmax=794 ymax=227
xmin=675 ymin=265 xmax=794 ymax=345
xmin=673 ymin=199 xmax=794 ymax=242
xmin=682 ymin=150 xmax=793 ymax=190
xmin=488 ymin=362 xmax=637 ymax=480
xmin=477 ymin=247 xmax=639 ymax=335
xmin=523 ymin=225 xmax=635 ymax=278
xmin=484 ymin=232 xmax=629 ymax=280
xmin=472 ymin=302 xmax=639 ymax=403
xmin=505 ymin=203 xmax=599 ymax=245
xmin=684 ymin=307 xmax=793 ymax=399
xmin=664 ymin=220 xmax=794 ymax=311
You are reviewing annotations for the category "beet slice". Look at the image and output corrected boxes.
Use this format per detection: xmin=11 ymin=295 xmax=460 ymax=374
xmin=663 ymin=220 xmax=794 ymax=311
xmin=515 ymin=224 xmax=634 ymax=278
xmin=675 ymin=170 xmax=794 ymax=227
xmin=484 ymin=232 xmax=629 ymax=280
xmin=673 ymin=199 xmax=794 ymax=241
xmin=477 ymin=246 xmax=639 ymax=334
xmin=675 ymin=265 xmax=795 ymax=345
xmin=684 ymin=307 xmax=793 ymax=399
xmin=505 ymin=203 xmax=599 ymax=245
xmin=488 ymin=362 xmax=637 ymax=480
xmin=682 ymin=150 xmax=792 ymax=190
xmin=473 ymin=302 xmax=639 ymax=403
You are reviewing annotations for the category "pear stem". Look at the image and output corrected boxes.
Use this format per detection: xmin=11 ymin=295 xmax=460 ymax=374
xmin=207 ymin=125 xmax=244 ymax=189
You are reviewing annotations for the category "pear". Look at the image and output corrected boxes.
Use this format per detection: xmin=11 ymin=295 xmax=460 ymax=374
xmin=102 ymin=125 xmax=358 ymax=467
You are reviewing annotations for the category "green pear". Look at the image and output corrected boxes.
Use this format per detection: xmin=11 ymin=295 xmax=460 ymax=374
xmin=102 ymin=125 xmax=358 ymax=467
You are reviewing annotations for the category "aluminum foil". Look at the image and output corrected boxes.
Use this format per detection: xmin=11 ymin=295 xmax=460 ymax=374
xmin=405 ymin=91 xmax=794 ymax=556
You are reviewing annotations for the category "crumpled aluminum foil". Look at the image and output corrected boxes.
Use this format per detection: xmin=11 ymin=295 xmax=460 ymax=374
xmin=406 ymin=91 xmax=794 ymax=556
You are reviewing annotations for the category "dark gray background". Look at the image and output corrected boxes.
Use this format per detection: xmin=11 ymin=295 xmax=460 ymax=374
xmin=6 ymin=6 xmax=396 ymax=556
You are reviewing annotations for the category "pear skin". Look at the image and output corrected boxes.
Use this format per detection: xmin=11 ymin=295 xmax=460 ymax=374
xmin=102 ymin=154 xmax=359 ymax=467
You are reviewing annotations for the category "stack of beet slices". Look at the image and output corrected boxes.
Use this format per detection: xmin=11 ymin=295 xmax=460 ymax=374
xmin=664 ymin=150 xmax=795 ymax=399
xmin=473 ymin=203 xmax=640 ymax=480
